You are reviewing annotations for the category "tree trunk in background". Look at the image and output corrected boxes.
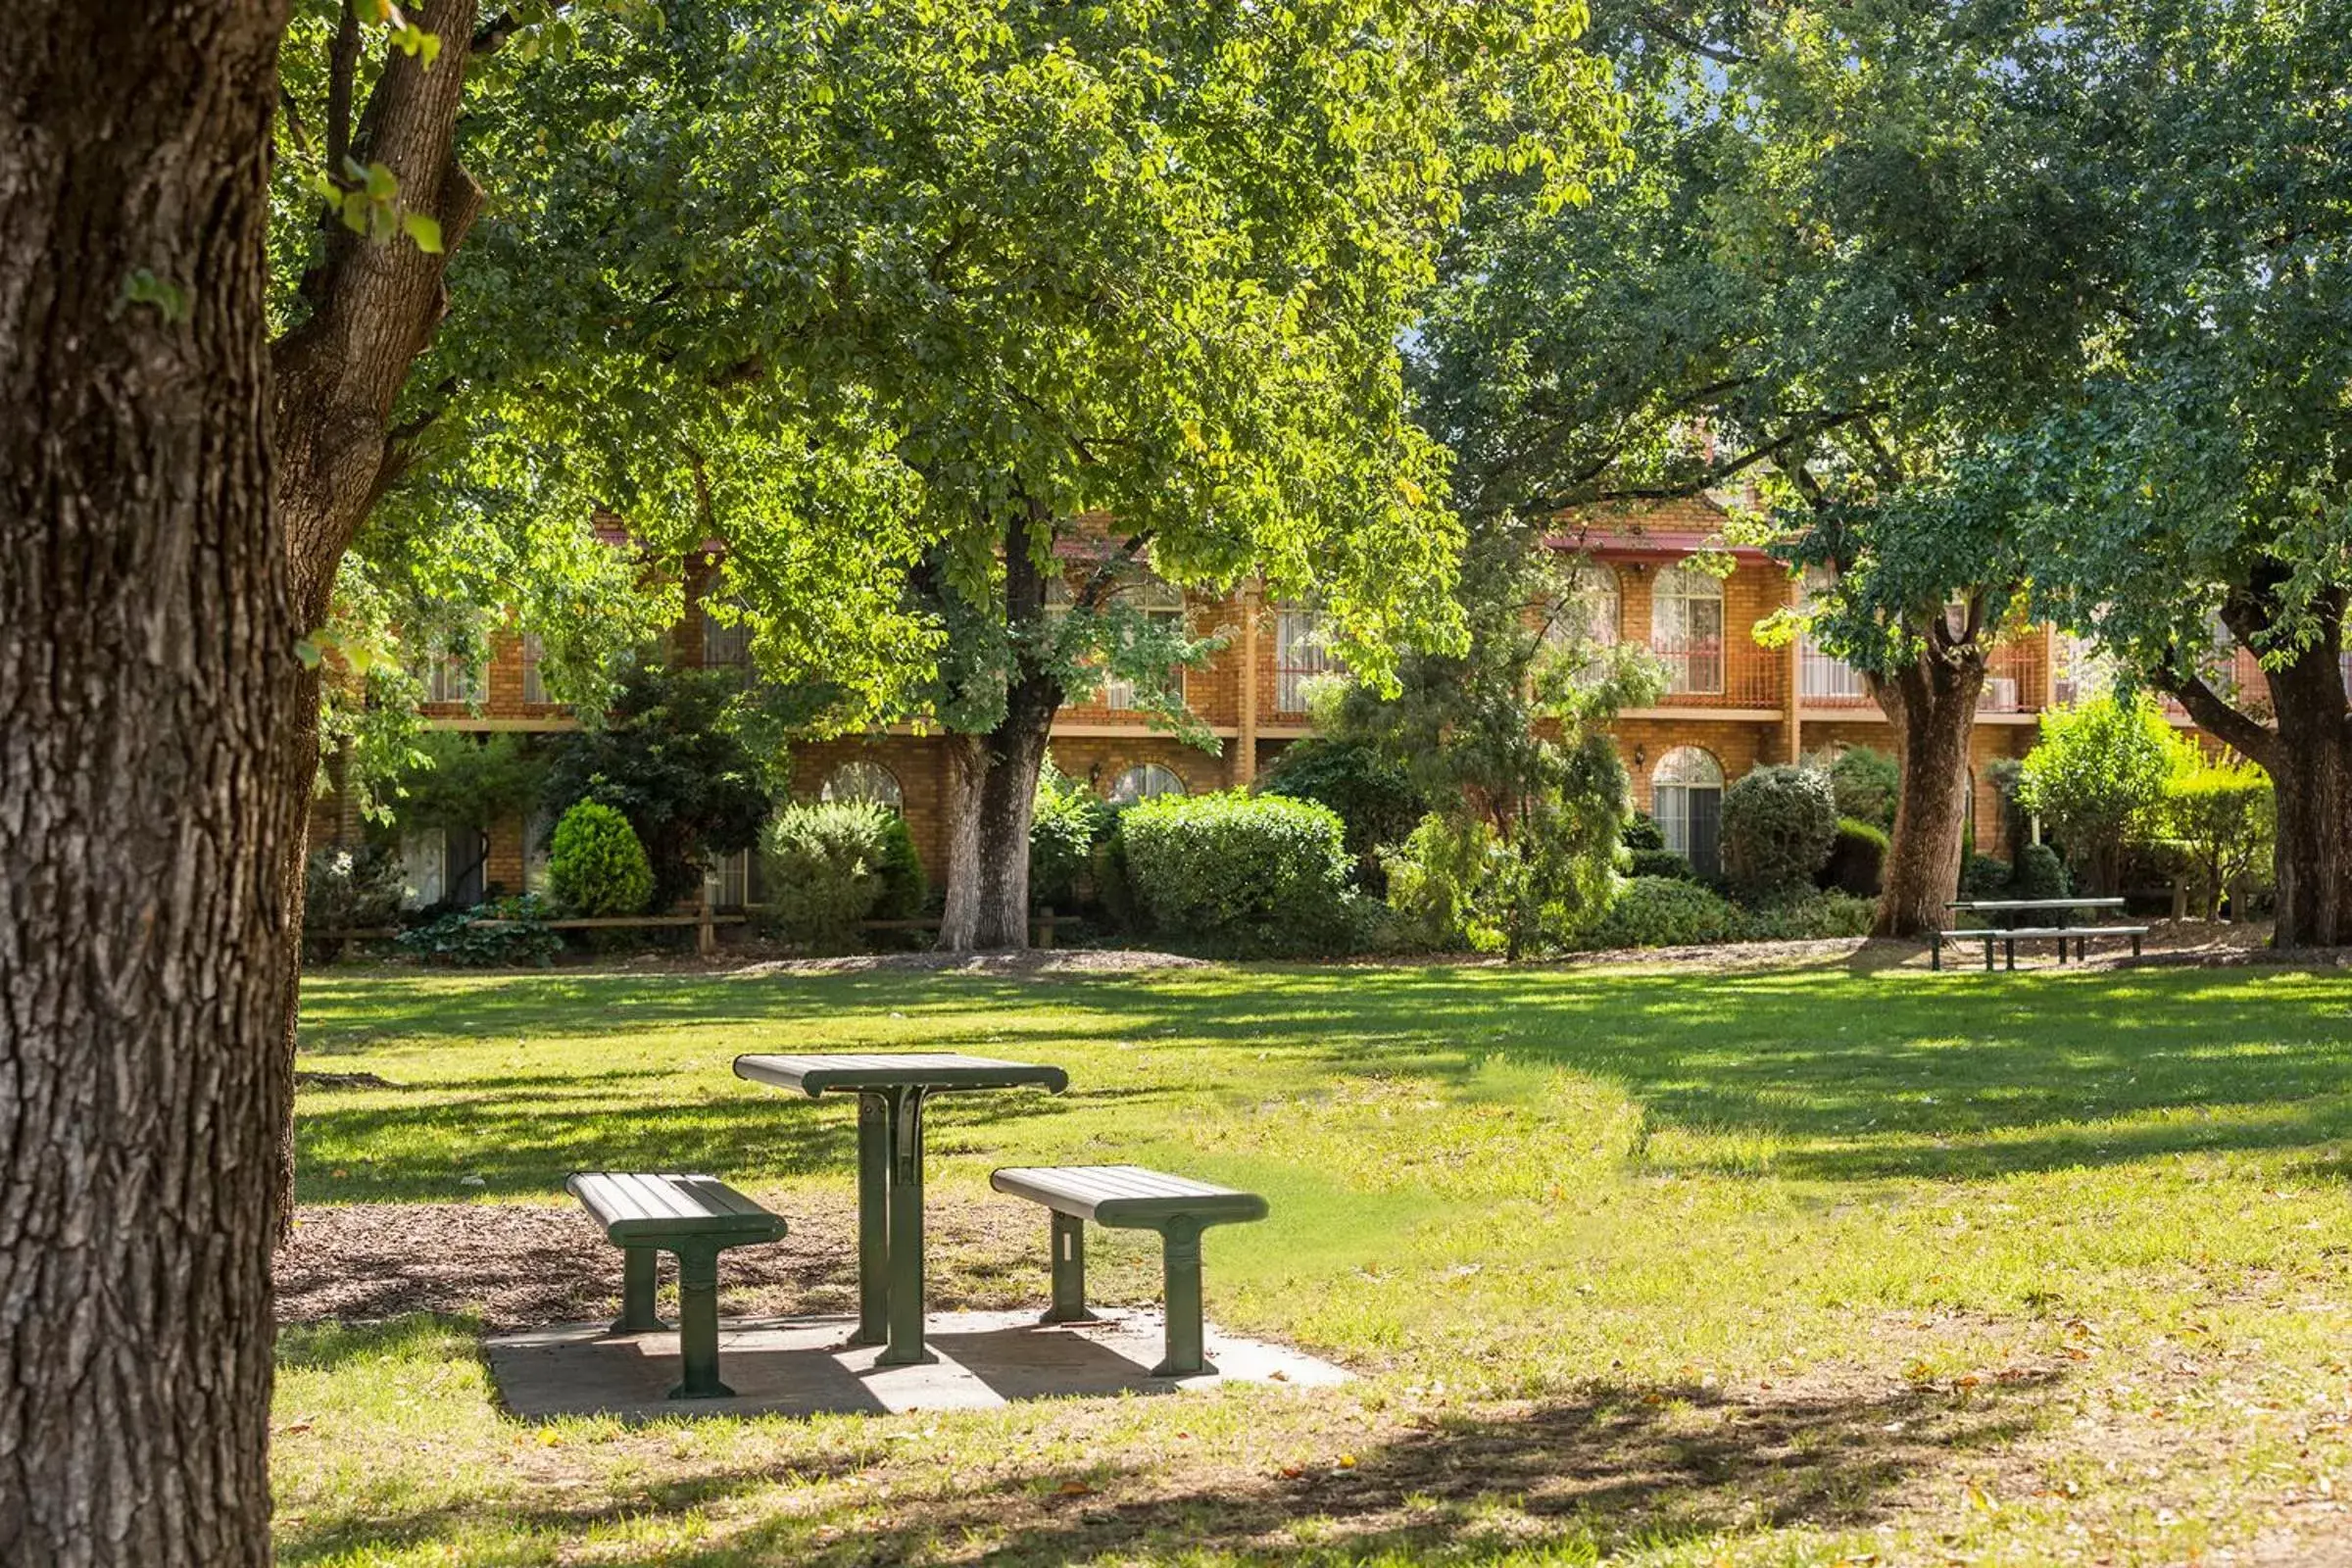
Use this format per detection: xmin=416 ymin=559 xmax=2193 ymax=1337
xmin=938 ymin=515 xmax=1062 ymax=952
xmin=936 ymin=699 xmax=1056 ymax=950
xmin=267 ymin=0 xmax=484 ymax=1231
xmin=0 ymin=4 xmax=297 ymax=1562
xmin=2261 ymin=639 xmax=2352 ymax=948
xmin=1872 ymin=644 xmax=1986 ymax=938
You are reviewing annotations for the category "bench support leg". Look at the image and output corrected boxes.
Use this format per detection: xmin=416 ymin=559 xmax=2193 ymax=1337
xmin=1984 ymin=939 xmax=1994 ymax=973
xmin=1042 ymin=1211 xmax=1096 ymax=1324
xmin=2004 ymin=938 xmax=2015 ymax=971
xmin=1931 ymin=933 xmax=1941 ymax=972
xmin=2132 ymin=934 xmax=2142 ymax=958
xmin=1152 ymin=1218 xmax=1212 ymax=1378
xmin=613 ymin=1247 xmax=665 ymax=1334
xmin=854 ymin=1093 xmax=890 ymax=1348
xmin=669 ymin=1243 xmax=733 ymax=1399
xmin=878 ymin=1088 xmax=934 ymax=1366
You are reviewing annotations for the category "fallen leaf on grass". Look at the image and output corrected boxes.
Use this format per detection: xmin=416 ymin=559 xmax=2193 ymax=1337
xmin=1058 ymin=1482 xmax=1093 ymax=1496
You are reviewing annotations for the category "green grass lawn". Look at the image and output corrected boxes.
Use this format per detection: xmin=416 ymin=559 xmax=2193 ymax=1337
xmin=282 ymin=956 xmax=2352 ymax=1565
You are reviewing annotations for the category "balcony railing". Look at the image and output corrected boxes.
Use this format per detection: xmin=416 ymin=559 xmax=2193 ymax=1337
xmin=1652 ymin=636 xmax=1724 ymax=697
xmin=1639 ymin=638 xmax=1784 ymax=709
xmin=1798 ymin=643 xmax=1871 ymax=707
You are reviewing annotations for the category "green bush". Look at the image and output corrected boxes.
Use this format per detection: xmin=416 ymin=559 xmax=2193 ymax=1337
xmin=396 ymin=894 xmax=563 ymax=967
xmin=1736 ymin=890 xmax=1878 ymax=941
xmin=1119 ymin=791 xmax=1361 ymax=956
xmin=2016 ymin=694 xmax=2196 ymax=893
xmin=1256 ymin=737 xmax=1430 ymax=890
xmin=1621 ymin=811 xmax=1667 ymax=852
xmin=1818 ymin=817 xmax=1888 ymax=897
xmin=1720 ymin=764 xmax=1838 ymax=902
xmin=1826 ymin=746 xmax=1899 ymax=831
xmin=760 ymin=801 xmax=916 ymax=953
xmin=1959 ymin=854 xmax=2012 ymax=898
xmin=1586 ymin=876 xmax=1742 ymax=949
xmin=2003 ymin=841 xmax=2071 ymax=924
xmin=548 ymin=802 xmax=655 ymax=916
xmin=2164 ymin=760 xmax=2274 ymax=919
xmin=302 ymin=844 xmax=405 ymax=956
xmin=1384 ymin=812 xmax=1505 ymax=952
xmin=542 ymin=663 xmax=777 ymax=909
xmin=1031 ymin=758 xmax=1111 ymax=909
xmin=1626 ymin=847 xmax=1697 ymax=881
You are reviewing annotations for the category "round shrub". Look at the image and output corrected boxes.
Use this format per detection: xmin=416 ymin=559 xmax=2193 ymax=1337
xmin=1626 ymin=847 xmax=1697 ymax=882
xmin=1118 ymin=791 xmax=1360 ymax=956
xmin=1720 ymin=764 xmax=1838 ymax=902
xmin=1827 ymin=746 xmax=1899 ymax=830
xmin=759 ymin=801 xmax=917 ymax=953
xmin=1818 ymin=817 xmax=1888 ymax=896
xmin=549 ymin=802 xmax=655 ymax=916
xmin=1958 ymin=853 xmax=2012 ymax=898
xmin=1031 ymin=759 xmax=1110 ymax=910
xmin=1585 ymin=876 xmax=1741 ymax=950
xmin=1256 ymin=738 xmax=1429 ymax=892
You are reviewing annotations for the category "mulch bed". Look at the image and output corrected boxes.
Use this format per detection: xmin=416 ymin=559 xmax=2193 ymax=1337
xmin=275 ymin=1195 xmax=1049 ymax=1329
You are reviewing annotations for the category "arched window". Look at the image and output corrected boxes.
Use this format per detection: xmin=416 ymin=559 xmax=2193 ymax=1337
xmin=1651 ymin=747 xmax=1725 ymax=878
xmin=1107 ymin=762 xmax=1186 ymax=806
xmin=1544 ymin=562 xmax=1620 ymax=650
xmin=1651 ymin=564 xmax=1725 ymax=694
xmin=820 ymin=760 xmax=904 ymax=809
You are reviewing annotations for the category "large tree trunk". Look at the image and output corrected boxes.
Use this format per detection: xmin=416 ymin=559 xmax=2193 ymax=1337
xmin=2168 ymin=587 xmax=2352 ymax=949
xmin=0 ymin=4 xmax=299 ymax=1562
xmin=266 ymin=0 xmax=485 ymax=1231
xmin=936 ymin=696 xmax=1057 ymax=950
xmin=1872 ymin=639 xmax=1986 ymax=938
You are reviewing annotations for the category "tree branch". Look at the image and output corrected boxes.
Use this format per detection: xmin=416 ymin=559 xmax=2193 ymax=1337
xmin=2161 ymin=665 xmax=2278 ymax=768
xmin=326 ymin=0 xmax=360 ymax=175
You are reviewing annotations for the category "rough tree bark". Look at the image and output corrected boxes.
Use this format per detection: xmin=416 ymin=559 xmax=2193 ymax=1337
xmin=266 ymin=0 xmax=487 ymax=1224
xmin=0 ymin=4 xmax=299 ymax=1562
xmin=2167 ymin=585 xmax=2352 ymax=950
xmin=1871 ymin=616 xmax=1987 ymax=939
xmin=937 ymin=515 xmax=1067 ymax=952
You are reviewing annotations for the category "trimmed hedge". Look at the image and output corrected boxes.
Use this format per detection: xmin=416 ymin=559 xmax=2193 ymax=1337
xmin=1828 ymin=746 xmax=1899 ymax=830
xmin=1819 ymin=817 xmax=1888 ymax=896
xmin=1959 ymin=853 xmax=2012 ymax=898
xmin=1586 ymin=876 xmax=1741 ymax=949
xmin=397 ymin=894 xmax=564 ymax=967
xmin=1256 ymin=737 xmax=1428 ymax=889
xmin=1721 ymin=764 xmax=1838 ymax=901
xmin=1119 ymin=791 xmax=1361 ymax=956
xmin=549 ymin=802 xmax=655 ymax=916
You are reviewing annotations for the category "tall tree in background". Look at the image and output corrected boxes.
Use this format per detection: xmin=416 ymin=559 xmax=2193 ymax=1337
xmin=476 ymin=0 xmax=1628 ymax=949
xmin=1416 ymin=2 xmax=2116 ymax=935
xmin=1 ymin=4 xmax=297 ymax=1561
xmin=2007 ymin=0 xmax=2352 ymax=946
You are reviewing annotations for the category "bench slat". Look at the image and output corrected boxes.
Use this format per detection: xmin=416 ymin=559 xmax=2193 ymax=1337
xmin=567 ymin=1172 xmax=786 ymax=1243
xmin=992 ymin=1164 xmax=1268 ymax=1228
xmin=1940 ymin=925 xmax=2150 ymax=942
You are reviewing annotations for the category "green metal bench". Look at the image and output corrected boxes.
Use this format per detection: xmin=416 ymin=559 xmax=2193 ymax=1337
xmin=566 ymin=1171 xmax=786 ymax=1399
xmin=990 ymin=1164 xmax=1267 ymax=1377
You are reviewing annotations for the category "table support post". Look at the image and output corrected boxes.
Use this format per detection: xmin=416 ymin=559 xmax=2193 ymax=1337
xmin=1043 ymin=1211 xmax=1095 ymax=1324
xmin=854 ymin=1094 xmax=891 ymax=1347
xmin=878 ymin=1088 xmax=933 ymax=1366
xmin=1152 ymin=1217 xmax=1211 ymax=1378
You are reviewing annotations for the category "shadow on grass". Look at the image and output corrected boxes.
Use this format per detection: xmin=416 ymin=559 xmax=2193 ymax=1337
xmin=299 ymin=960 xmax=2352 ymax=1196
xmin=277 ymin=1367 xmax=2055 ymax=1566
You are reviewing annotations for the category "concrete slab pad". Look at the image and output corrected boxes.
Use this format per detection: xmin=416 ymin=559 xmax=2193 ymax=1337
xmin=485 ymin=1309 xmax=1351 ymax=1421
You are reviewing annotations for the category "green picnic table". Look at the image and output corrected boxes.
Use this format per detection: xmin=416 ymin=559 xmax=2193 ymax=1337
xmin=733 ymin=1052 xmax=1068 ymax=1366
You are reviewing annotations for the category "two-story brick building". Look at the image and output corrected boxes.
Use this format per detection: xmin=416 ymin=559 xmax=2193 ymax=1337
xmin=339 ymin=496 xmax=2209 ymax=911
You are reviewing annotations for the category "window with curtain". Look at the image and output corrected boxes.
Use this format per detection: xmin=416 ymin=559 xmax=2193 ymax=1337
xmin=1102 ymin=577 xmax=1187 ymax=710
xmin=1650 ymin=564 xmax=1725 ymax=695
xmin=1544 ymin=562 xmax=1620 ymax=651
xmin=1107 ymin=762 xmax=1186 ymax=805
xmin=820 ymin=760 xmax=904 ymax=809
xmin=1797 ymin=566 xmax=1866 ymax=700
xmin=1651 ymin=747 xmax=1725 ymax=877
xmin=1275 ymin=610 xmax=1340 ymax=711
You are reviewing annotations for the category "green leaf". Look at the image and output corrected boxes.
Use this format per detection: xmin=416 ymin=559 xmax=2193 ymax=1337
xmin=401 ymin=211 xmax=444 ymax=254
